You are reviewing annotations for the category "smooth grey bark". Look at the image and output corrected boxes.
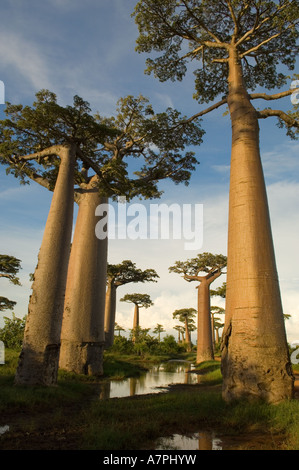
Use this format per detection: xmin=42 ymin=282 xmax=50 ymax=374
xmin=221 ymin=48 xmax=294 ymax=403
xmin=15 ymin=145 xmax=76 ymax=386
xmin=104 ymin=282 xmax=117 ymax=349
xmin=59 ymin=176 xmax=108 ymax=375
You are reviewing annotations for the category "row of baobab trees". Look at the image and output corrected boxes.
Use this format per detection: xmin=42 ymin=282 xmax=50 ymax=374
xmin=0 ymin=91 xmax=204 ymax=386
xmin=0 ymin=90 xmax=226 ymax=385
xmin=112 ymin=259 xmax=227 ymax=360
xmin=1 ymin=0 xmax=299 ymax=405
xmin=0 ymin=80 xmax=296 ymax=404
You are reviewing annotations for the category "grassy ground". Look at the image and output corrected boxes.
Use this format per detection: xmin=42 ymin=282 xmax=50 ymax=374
xmin=0 ymin=349 xmax=299 ymax=450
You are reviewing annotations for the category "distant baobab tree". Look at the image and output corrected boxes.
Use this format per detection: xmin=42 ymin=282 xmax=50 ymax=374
xmin=170 ymin=252 xmax=227 ymax=362
xmin=120 ymin=293 xmax=153 ymax=342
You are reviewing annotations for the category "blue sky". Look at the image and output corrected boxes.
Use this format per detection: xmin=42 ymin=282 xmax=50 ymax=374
xmin=0 ymin=0 xmax=298 ymax=345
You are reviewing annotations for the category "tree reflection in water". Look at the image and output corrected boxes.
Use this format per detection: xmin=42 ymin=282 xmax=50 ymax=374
xmin=156 ymin=432 xmax=223 ymax=450
xmin=98 ymin=361 xmax=197 ymax=399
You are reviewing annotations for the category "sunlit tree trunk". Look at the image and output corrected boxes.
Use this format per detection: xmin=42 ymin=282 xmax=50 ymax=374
xmin=59 ymin=177 xmax=107 ymax=376
xmin=197 ymin=278 xmax=214 ymax=363
xmin=221 ymin=47 xmax=294 ymax=403
xmin=133 ymin=303 xmax=139 ymax=328
xmin=15 ymin=145 xmax=76 ymax=386
xmin=104 ymin=282 xmax=117 ymax=349
xmin=132 ymin=303 xmax=139 ymax=343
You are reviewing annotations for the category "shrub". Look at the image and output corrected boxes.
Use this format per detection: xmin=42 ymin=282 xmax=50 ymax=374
xmin=0 ymin=312 xmax=26 ymax=349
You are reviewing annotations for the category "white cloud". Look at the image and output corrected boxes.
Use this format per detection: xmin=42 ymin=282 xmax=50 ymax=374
xmin=0 ymin=31 xmax=53 ymax=94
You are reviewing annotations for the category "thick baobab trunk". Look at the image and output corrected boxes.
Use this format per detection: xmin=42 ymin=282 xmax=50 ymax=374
xmin=221 ymin=48 xmax=294 ymax=403
xmin=196 ymin=279 xmax=214 ymax=363
xmin=133 ymin=304 xmax=139 ymax=329
xmin=59 ymin=178 xmax=108 ymax=376
xmin=104 ymin=282 xmax=117 ymax=349
xmin=15 ymin=145 xmax=76 ymax=386
xmin=132 ymin=304 xmax=139 ymax=342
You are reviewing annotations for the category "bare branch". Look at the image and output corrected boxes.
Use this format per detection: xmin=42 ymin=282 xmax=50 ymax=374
xmin=250 ymin=89 xmax=298 ymax=101
xmin=174 ymin=97 xmax=227 ymax=127
xmin=257 ymin=109 xmax=299 ymax=129
xmin=240 ymin=31 xmax=281 ymax=58
xmin=236 ymin=2 xmax=289 ymax=47
xmin=226 ymin=0 xmax=239 ymax=38
xmin=14 ymin=144 xmax=65 ymax=162
xmin=181 ymin=0 xmax=226 ymax=45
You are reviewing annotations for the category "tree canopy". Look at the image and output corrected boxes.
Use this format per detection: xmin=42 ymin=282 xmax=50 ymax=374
xmin=0 ymin=254 xmax=22 ymax=312
xmin=133 ymin=0 xmax=299 ymax=134
xmin=107 ymin=260 xmax=159 ymax=287
xmin=169 ymin=252 xmax=227 ymax=281
xmin=120 ymin=293 xmax=153 ymax=308
xmin=0 ymin=90 xmax=204 ymax=200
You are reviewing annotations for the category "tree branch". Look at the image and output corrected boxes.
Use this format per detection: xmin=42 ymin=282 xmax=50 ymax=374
xmin=181 ymin=0 xmax=226 ymax=45
xmin=250 ymin=89 xmax=298 ymax=102
xmin=257 ymin=109 xmax=299 ymax=129
xmin=226 ymin=0 xmax=239 ymax=39
xmin=14 ymin=144 xmax=65 ymax=162
xmin=240 ymin=31 xmax=281 ymax=58
xmin=174 ymin=97 xmax=227 ymax=127
xmin=236 ymin=2 xmax=288 ymax=47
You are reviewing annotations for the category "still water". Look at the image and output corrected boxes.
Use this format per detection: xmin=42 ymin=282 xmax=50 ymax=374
xmin=156 ymin=432 xmax=223 ymax=450
xmin=99 ymin=360 xmax=198 ymax=400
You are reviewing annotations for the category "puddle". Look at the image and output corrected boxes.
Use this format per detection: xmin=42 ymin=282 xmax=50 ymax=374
xmin=156 ymin=432 xmax=222 ymax=450
xmin=155 ymin=430 xmax=283 ymax=450
xmin=99 ymin=361 xmax=198 ymax=399
xmin=0 ymin=425 xmax=9 ymax=436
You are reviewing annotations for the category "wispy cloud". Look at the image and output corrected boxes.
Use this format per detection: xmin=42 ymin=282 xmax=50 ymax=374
xmin=0 ymin=31 xmax=53 ymax=94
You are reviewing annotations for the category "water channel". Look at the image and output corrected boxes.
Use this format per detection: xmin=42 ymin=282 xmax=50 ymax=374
xmin=98 ymin=360 xmax=198 ymax=400
xmin=0 ymin=361 xmax=281 ymax=449
xmin=96 ymin=360 xmax=279 ymax=450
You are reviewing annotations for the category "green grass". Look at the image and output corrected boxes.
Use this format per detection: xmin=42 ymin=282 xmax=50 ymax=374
xmin=0 ymin=349 xmax=298 ymax=450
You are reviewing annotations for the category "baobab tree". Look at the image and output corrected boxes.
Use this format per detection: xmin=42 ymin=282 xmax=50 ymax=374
xmin=153 ymin=323 xmax=165 ymax=342
xmin=0 ymin=255 xmax=22 ymax=312
xmin=210 ymin=306 xmax=225 ymax=347
xmin=172 ymin=308 xmax=196 ymax=352
xmin=0 ymin=90 xmax=202 ymax=383
xmin=0 ymin=91 xmax=116 ymax=385
xmin=105 ymin=261 xmax=159 ymax=348
xmin=60 ymin=93 xmax=198 ymax=374
xmin=120 ymin=293 xmax=153 ymax=342
xmin=174 ymin=325 xmax=185 ymax=343
xmin=133 ymin=0 xmax=299 ymax=402
xmin=114 ymin=323 xmax=126 ymax=337
xmin=170 ymin=253 xmax=227 ymax=362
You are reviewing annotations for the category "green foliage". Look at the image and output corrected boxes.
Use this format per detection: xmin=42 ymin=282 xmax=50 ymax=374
xmin=107 ymin=260 xmax=159 ymax=287
xmin=133 ymin=0 xmax=299 ymax=100
xmin=172 ymin=308 xmax=196 ymax=330
xmin=0 ymin=90 xmax=204 ymax=201
xmin=109 ymin=332 xmax=184 ymax=356
xmin=211 ymin=281 xmax=227 ymax=298
xmin=0 ymin=254 xmax=22 ymax=284
xmin=0 ymin=254 xmax=22 ymax=311
xmin=169 ymin=252 xmax=227 ymax=279
xmin=0 ymin=313 xmax=26 ymax=349
xmin=120 ymin=293 xmax=153 ymax=308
